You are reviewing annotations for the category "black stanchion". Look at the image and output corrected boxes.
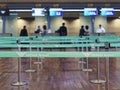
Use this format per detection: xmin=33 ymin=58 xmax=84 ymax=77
xmin=104 ymin=42 xmax=110 ymax=51
xmin=98 ymin=33 xmax=101 ymax=36
xmin=95 ymin=38 xmax=100 ymax=43
xmin=36 ymin=36 xmax=38 ymax=38
xmin=29 ymin=37 xmax=33 ymax=40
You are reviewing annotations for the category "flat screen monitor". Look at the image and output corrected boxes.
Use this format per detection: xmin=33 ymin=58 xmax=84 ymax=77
xmin=32 ymin=8 xmax=46 ymax=16
xmin=49 ymin=8 xmax=62 ymax=16
xmin=84 ymin=8 xmax=98 ymax=16
xmin=100 ymin=8 xmax=114 ymax=16
xmin=0 ymin=9 xmax=9 ymax=16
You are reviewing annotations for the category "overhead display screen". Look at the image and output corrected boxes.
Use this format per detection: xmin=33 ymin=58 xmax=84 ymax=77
xmin=0 ymin=9 xmax=9 ymax=16
xmin=84 ymin=8 xmax=98 ymax=16
xmin=32 ymin=8 xmax=46 ymax=16
xmin=49 ymin=8 xmax=62 ymax=16
xmin=100 ymin=8 xmax=114 ymax=16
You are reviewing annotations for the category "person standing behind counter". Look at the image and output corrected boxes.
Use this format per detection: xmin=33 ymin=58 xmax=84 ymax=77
xmin=20 ymin=25 xmax=28 ymax=36
xmin=85 ymin=25 xmax=90 ymax=36
xmin=42 ymin=25 xmax=48 ymax=36
xmin=55 ymin=23 xmax=67 ymax=36
xmin=59 ymin=23 xmax=67 ymax=36
xmin=96 ymin=24 xmax=106 ymax=33
xmin=79 ymin=25 xmax=85 ymax=37
xmin=35 ymin=25 xmax=42 ymax=34
xmin=96 ymin=24 xmax=106 ymax=36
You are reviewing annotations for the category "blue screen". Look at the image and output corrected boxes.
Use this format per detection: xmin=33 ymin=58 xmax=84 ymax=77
xmin=49 ymin=8 xmax=62 ymax=16
xmin=84 ymin=8 xmax=98 ymax=16
xmin=101 ymin=8 xmax=114 ymax=16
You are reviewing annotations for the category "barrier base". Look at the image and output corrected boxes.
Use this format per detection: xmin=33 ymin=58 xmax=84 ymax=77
xmin=11 ymin=81 xmax=27 ymax=86
xmin=25 ymin=69 xmax=36 ymax=73
xmin=78 ymin=61 xmax=86 ymax=64
xmin=82 ymin=69 xmax=92 ymax=72
xmin=90 ymin=80 xmax=106 ymax=84
xmin=34 ymin=62 xmax=42 ymax=64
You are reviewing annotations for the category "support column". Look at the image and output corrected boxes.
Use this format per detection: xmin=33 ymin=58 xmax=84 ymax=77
xmin=2 ymin=16 xmax=6 ymax=33
xmin=46 ymin=8 xmax=51 ymax=30
xmin=91 ymin=16 xmax=95 ymax=33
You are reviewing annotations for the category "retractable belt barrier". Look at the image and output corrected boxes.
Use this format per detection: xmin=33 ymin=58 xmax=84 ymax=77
xmin=0 ymin=51 xmax=120 ymax=58
xmin=0 ymin=43 xmax=104 ymax=48
xmin=0 ymin=35 xmax=119 ymax=89
xmin=0 ymin=35 xmax=119 ymax=43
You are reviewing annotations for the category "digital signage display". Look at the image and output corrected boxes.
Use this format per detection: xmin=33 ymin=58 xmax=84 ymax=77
xmin=84 ymin=8 xmax=98 ymax=16
xmin=32 ymin=8 xmax=46 ymax=16
xmin=49 ymin=8 xmax=62 ymax=16
xmin=100 ymin=8 xmax=114 ymax=16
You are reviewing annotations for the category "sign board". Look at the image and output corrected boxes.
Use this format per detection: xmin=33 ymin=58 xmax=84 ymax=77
xmin=84 ymin=8 xmax=98 ymax=16
xmin=32 ymin=8 xmax=46 ymax=16
xmin=0 ymin=9 xmax=9 ymax=16
xmin=100 ymin=8 xmax=114 ymax=16
xmin=49 ymin=8 xmax=62 ymax=16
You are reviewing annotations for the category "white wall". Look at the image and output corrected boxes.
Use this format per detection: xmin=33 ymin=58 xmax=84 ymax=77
xmin=107 ymin=18 xmax=120 ymax=35
xmin=34 ymin=16 xmax=47 ymax=32
xmin=50 ymin=17 xmax=63 ymax=33
xmin=64 ymin=18 xmax=80 ymax=35
xmin=80 ymin=16 xmax=92 ymax=33
xmin=0 ymin=17 xmax=2 ymax=33
xmin=6 ymin=16 xmax=18 ymax=36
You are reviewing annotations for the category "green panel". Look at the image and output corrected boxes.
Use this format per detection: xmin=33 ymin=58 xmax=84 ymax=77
xmin=0 ymin=43 xmax=104 ymax=48
xmin=0 ymin=51 xmax=120 ymax=58
xmin=0 ymin=35 xmax=119 ymax=44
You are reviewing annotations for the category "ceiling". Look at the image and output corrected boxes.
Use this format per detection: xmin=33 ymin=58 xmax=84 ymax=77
xmin=0 ymin=0 xmax=120 ymax=18
xmin=0 ymin=0 xmax=120 ymax=3
xmin=0 ymin=1 xmax=120 ymax=9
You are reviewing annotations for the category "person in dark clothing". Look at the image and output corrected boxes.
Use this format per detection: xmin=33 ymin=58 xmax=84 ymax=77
xmin=85 ymin=25 xmax=90 ymax=36
xmin=42 ymin=25 xmax=48 ymax=36
xmin=79 ymin=25 xmax=85 ymax=37
xmin=59 ymin=23 xmax=67 ymax=36
xmin=35 ymin=25 xmax=42 ymax=33
xmin=20 ymin=25 xmax=28 ymax=36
